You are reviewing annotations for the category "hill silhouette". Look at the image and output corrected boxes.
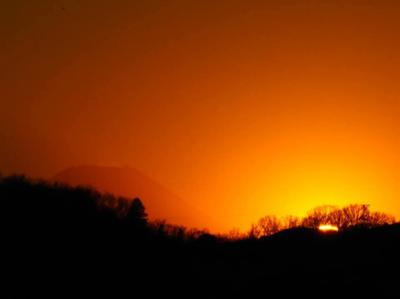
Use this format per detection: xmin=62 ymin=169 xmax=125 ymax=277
xmin=2 ymin=175 xmax=400 ymax=298
xmin=53 ymin=165 xmax=216 ymax=230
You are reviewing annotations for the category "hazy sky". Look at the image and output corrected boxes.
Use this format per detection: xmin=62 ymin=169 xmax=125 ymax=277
xmin=2 ymin=0 xmax=400 ymax=231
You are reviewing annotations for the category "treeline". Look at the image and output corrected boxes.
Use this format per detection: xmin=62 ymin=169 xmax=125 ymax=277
xmin=0 ymin=175 xmax=212 ymax=243
xmin=2 ymin=175 xmax=400 ymax=298
xmin=248 ymin=204 xmax=396 ymax=239
xmin=0 ymin=175 xmax=396 ymax=242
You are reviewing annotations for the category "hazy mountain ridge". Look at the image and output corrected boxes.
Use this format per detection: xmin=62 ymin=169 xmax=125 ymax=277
xmin=53 ymin=165 xmax=215 ymax=230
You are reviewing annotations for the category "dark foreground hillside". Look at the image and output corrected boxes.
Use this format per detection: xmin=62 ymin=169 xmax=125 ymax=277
xmin=2 ymin=176 xmax=400 ymax=298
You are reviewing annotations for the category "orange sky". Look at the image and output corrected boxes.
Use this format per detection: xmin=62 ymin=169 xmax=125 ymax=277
xmin=2 ymin=0 xmax=400 ymax=232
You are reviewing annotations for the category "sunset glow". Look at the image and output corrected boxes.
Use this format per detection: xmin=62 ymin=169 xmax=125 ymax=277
xmin=2 ymin=1 xmax=400 ymax=232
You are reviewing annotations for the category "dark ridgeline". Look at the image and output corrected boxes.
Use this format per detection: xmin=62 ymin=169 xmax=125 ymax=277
xmin=2 ymin=175 xmax=400 ymax=298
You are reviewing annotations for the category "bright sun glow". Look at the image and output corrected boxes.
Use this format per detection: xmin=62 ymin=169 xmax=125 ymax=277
xmin=318 ymin=224 xmax=339 ymax=232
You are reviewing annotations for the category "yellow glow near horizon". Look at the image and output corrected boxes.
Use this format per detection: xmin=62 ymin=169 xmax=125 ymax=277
xmin=3 ymin=1 xmax=400 ymax=233
xmin=318 ymin=224 xmax=339 ymax=232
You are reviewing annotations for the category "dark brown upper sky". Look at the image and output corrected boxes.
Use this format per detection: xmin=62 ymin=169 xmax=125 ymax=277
xmin=2 ymin=0 xmax=400 ymax=231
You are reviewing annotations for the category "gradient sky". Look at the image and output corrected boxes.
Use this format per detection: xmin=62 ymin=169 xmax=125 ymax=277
xmin=2 ymin=0 xmax=400 ymax=231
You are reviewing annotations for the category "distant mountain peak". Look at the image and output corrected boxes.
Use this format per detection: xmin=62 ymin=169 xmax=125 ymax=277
xmin=53 ymin=165 xmax=213 ymax=230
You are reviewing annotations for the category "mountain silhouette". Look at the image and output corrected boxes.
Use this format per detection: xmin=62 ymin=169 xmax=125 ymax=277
xmin=53 ymin=165 xmax=213 ymax=230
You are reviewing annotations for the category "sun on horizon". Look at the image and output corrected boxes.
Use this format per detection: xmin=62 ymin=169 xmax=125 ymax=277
xmin=318 ymin=224 xmax=339 ymax=233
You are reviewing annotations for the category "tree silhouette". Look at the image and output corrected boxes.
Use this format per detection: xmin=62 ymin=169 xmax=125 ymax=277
xmin=302 ymin=205 xmax=338 ymax=228
xmin=301 ymin=204 xmax=395 ymax=230
xmin=258 ymin=215 xmax=281 ymax=237
xmin=282 ymin=215 xmax=301 ymax=229
xmin=125 ymin=197 xmax=148 ymax=232
xmin=248 ymin=223 xmax=262 ymax=239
